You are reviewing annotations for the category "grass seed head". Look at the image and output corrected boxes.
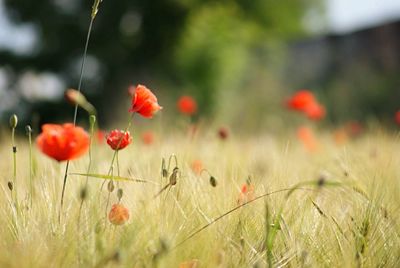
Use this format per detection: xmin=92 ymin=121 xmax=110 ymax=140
xmin=7 ymin=181 xmax=13 ymax=191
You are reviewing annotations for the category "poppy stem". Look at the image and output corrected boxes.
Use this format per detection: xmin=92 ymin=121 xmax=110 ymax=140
xmin=11 ymin=126 xmax=18 ymax=211
xmin=26 ymin=125 xmax=34 ymax=208
xmin=59 ymin=8 xmax=98 ymax=222
xmin=100 ymin=113 xmax=134 ymax=191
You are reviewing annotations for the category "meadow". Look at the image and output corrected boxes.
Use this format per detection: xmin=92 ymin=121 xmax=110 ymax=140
xmin=0 ymin=122 xmax=399 ymax=267
xmin=1 ymin=1 xmax=399 ymax=267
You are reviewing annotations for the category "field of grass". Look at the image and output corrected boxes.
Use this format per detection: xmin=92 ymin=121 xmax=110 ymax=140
xmin=0 ymin=128 xmax=399 ymax=267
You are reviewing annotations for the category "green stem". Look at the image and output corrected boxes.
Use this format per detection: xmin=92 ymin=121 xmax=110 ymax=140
xmin=100 ymin=113 xmax=134 ymax=191
xmin=11 ymin=127 xmax=18 ymax=208
xmin=28 ymin=129 xmax=33 ymax=208
xmin=59 ymin=13 xmax=96 ymax=223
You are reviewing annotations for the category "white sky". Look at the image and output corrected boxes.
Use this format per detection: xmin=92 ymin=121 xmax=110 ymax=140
xmin=327 ymin=0 xmax=400 ymax=33
xmin=1 ymin=0 xmax=400 ymax=54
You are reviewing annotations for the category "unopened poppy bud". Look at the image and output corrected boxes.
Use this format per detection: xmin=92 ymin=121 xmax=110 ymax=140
xmin=80 ymin=187 xmax=87 ymax=200
xmin=7 ymin=181 xmax=13 ymax=191
xmin=169 ymin=167 xmax=178 ymax=186
xmin=25 ymin=125 xmax=32 ymax=135
xmin=112 ymin=250 xmax=121 ymax=263
xmin=209 ymin=176 xmax=217 ymax=187
xmin=317 ymin=176 xmax=326 ymax=187
xmin=117 ymin=188 xmax=123 ymax=200
xmin=9 ymin=114 xmax=18 ymax=129
xmin=65 ymin=89 xmax=87 ymax=106
xmin=107 ymin=180 xmax=115 ymax=192
xmin=89 ymin=115 xmax=96 ymax=126
xmin=218 ymin=127 xmax=229 ymax=140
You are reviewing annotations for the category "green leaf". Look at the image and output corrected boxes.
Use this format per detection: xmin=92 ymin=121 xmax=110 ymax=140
xmin=70 ymin=173 xmax=150 ymax=183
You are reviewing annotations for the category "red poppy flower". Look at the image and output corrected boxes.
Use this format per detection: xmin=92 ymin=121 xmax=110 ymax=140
xmin=128 ymin=84 xmax=162 ymax=118
xmin=191 ymin=159 xmax=203 ymax=175
xmin=304 ymin=102 xmax=326 ymax=120
xmin=395 ymin=110 xmax=400 ymax=125
xmin=108 ymin=204 xmax=130 ymax=225
xmin=286 ymin=90 xmax=316 ymax=111
xmin=36 ymin=123 xmax=90 ymax=161
xmin=106 ymin=130 xmax=132 ymax=150
xmin=141 ymin=131 xmax=154 ymax=145
xmin=177 ymin=96 xmax=197 ymax=115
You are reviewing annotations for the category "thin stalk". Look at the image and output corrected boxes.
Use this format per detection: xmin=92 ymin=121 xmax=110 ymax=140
xmin=172 ymin=187 xmax=315 ymax=250
xmin=100 ymin=114 xmax=134 ymax=191
xmin=11 ymin=127 xmax=18 ymax=208
xmin=27 ymin=126 xmax=33 ymax=208
xmin=59 ymin=15 xmax=95 ymax=222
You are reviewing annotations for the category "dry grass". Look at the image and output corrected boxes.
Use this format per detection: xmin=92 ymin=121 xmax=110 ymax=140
xmin=0 ymin=129 xmax=399 ymax=267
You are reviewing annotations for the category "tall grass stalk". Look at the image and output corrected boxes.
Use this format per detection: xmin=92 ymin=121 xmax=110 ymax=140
xmin=59 ymin=0 xmax=103 ymax=221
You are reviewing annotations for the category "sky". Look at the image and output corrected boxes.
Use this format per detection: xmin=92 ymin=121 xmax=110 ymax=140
xmin=327 ymin=0 xmax=400 ymax=33
xmin=1 ymin=0 xmax=400 ymax=54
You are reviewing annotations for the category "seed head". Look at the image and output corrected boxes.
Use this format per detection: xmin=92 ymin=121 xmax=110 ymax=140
xmin=7 ymin=181 xmax=13 ymax=191
xmin=80 ymin=187 xmax=87 ymax=200
xmin=117 ymin=188 xmax=123 ymax=200
xmin=9 ymin=114 xmax=18 ymax=129
xmin=107 ymin=180 xmax=115 ymax=192
xmin=209 ymin=176 xmax=217 ymax=187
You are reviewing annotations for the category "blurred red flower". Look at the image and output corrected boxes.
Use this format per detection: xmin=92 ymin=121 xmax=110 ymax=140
xmin=106 ymin=130 xmax=132 ymax=150
xmin=191 ymin=159 xmax=203 ymax=175
xmin=286 ymin=90 xmax=316 ymax=111
xmin=218 ymin=127 xmax=229 ymax=140
xmin=141 ymin=131 xmax=154 ymax=145
xmin=286 ymin=90 xmax=326 ymax=121
xmin=345 ymin=121 xmax=363 ymax=137
xmin=395 ymin=110 xmax=400 ymax=125
xmin=177 ymin=96 xmax=197 ymax=115
xmin=128 ymin=84 xmax=162 ymax=118
xmin=304 ymin=102 xmax=326 ymax=120
xmin=108 ymin=204 xmax=129 ymax=225
xmin=36 ymin=123 xmax=89 ymax=161
xmin=297 ymin=126 xmax=319 ymax=152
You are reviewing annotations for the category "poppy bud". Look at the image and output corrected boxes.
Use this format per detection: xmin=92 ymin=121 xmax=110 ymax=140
xmin=80 ymin=187 xmax=87 ymax=200
xmin=9 ymin=114 xmax=18 ymax=129
xmin=117 ymin=188 xmax=123 ymax=200
xmin=89 ymin=115 xmax=96 ymax=126
xmin=317 ymin=176 xmax=325 ymax=187
xmin=65 ymin=89 xmax=87 ymax=106
xmin=209 ymin=176 xmax=217 ymax=187
xmin=169 ymin=167 xmax=178 ymax=186
xmin=25 ymin=125 xmax=32 ymax=135
xmin=7 ymin=181 xmax=13 ymax=191
xmin=218 ymin=127 xmax=229 ymax=140
xmin=107 ymin=180 xmax=115 ymax=192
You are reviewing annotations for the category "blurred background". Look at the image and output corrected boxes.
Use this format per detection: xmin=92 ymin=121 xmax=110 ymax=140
xmin=0 ymin=0 xmax=400 ymax=132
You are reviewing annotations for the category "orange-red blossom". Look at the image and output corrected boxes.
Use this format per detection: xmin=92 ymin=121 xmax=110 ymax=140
xmin=36 ymin=123 xmax=89 ymax=161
